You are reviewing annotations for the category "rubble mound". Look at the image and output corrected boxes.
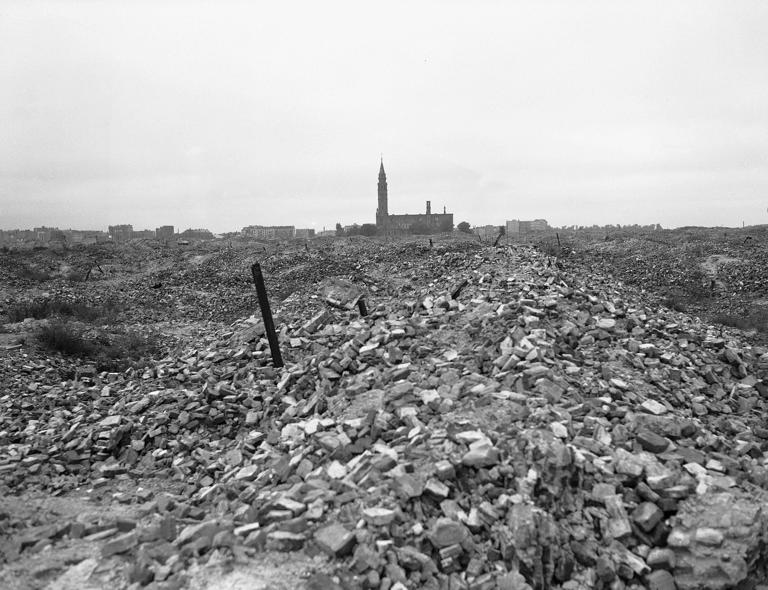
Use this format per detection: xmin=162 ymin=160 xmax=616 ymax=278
xmin=563 ymin=227 xmax=768 ymax=338
xmin=2 ymin=239 xmax=768 ymax=590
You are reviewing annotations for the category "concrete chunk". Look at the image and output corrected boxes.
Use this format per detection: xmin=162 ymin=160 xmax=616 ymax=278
xmin=429 ymin=518 xmax=468 ymax=548
xmin=101 ymin=531 xmax=137 ymax=557
xmin=637 ymin=429 xmax=669 ymax=453
xmin=314 ymin=523 xmax=356 ymax=557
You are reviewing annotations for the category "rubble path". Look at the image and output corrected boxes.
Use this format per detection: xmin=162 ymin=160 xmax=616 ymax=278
xmin=2 ymin=240 xmax=768 ymax=589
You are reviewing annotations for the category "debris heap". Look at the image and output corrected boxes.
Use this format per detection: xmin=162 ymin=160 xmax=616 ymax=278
xmin=2 ymin=240 xmax=768 ymax=589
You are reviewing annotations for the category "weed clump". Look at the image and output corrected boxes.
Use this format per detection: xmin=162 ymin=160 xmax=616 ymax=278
xmin=37 ymin=321 xmax=95 ymax=356
xmin=20 ymin=266 xmax=50 ymax=281
xmin=36 ymin=321 xmax=162 ymax=371
xmin=6 ymin=298 xmax=121 ymax=323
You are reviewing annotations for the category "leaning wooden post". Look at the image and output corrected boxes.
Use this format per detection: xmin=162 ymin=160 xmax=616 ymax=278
xmin=250 ymin=262 xmax=283 ymax=368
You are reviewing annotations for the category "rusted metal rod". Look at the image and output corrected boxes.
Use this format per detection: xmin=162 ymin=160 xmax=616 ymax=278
xmin=250 ymin=262 xmax=283 ymax=368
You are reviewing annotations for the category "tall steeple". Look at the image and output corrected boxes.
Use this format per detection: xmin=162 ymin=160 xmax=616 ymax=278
xmin=376 ymin=157 xmax=388 ymax=227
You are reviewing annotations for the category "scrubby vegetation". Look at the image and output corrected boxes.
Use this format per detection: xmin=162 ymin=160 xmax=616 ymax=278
xmin=19 ymin=265 xmax=51 ymax=281
xmin=37 ymin=321 xmax=95 ymax=356
xmin=6 ymin=298 xmax=122 ymax=323
xmin=712 ymin=309 xmax=768 ymax=334
xmin=36 ymin=320 xmax=161 ymax=371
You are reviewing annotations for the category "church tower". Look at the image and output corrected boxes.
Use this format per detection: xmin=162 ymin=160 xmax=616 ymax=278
xmin=376 ymin=158 xmax=388 ymax=228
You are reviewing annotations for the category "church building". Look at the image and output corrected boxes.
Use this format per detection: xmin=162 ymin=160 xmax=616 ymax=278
xmin=374 ymin=159 xmax=453 ymax=234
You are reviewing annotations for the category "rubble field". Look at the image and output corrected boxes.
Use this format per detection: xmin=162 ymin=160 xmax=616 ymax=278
xmin=545 ymin=225 xmax=768 ymax=340
xmin=2 ymin=234 xmax=768 ymax=590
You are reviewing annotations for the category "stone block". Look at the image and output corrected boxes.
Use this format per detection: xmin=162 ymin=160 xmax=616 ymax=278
xmin=175 ymin=520 xmax=219 ymax=546
xmin=461 ymin=445 xmax=499 ymax=467
xmin=363 ymin=507 xmax=397 ymax=526
xmin=632 ymin=502 xmax=664 ymax=532
xmin=314 ymin=523 xmax=356 ymax=557
xmin=429 ymin=518 xmax=468 ymax=548
xmin=637 ymin=429 xmax=669 ymax=453
xmin=101 ymin=531 xmax=137 ymax=557
xmin=669 ymin=490 xmax=767 ymax=589
xmin=646 ymin=569 xmax=676 ymax=590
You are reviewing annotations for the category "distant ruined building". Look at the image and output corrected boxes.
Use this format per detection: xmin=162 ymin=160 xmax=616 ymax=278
xmin=241 ymin=225 xmax=296 ymax=240
xmin=506 ymin=219 xmax=550 ymax=235
xmin=108 ymin=224 xmax=134 ymax=243
xmin=156 ymin=225 xmax=175 ymax=241
xmin=375 ymin=159 xmax=453 ymax=234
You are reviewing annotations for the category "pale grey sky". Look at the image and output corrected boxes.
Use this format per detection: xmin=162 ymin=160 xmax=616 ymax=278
xmin=1 ymin=0 xmax=767 ymax=232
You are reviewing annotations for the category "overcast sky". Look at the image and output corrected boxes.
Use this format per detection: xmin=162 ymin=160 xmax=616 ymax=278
xmin=1 ymin=1 xmax=767 ymax=232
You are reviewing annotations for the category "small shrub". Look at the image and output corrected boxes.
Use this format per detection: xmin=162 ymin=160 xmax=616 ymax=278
xmin=7 ymin=301 xmax=53 ymax=322
xmin=91 ymin=331 xmax=162 ymax=372
xmin=20 ymin=266 xmax=50 ymax=281
xmin=37 ymin=322 xmax=94 ymax=356
xmin=37 ymin=322 xmax=162 ymax=369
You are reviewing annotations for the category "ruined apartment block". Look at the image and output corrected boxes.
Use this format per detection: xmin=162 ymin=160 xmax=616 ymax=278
xmin=241 ymin=225 xmax=296 ymax=240
xmin=108 ymin=224 xmax=134 ymax=243
xmin=156 ymin=225 xmax=175 ymax=240
xmin=506 ymin=218 xmax=550 ymax=236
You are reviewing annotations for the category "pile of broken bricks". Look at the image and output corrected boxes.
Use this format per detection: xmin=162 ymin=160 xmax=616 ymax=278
xmin=1 ymin=241 xmax=768 ymax=589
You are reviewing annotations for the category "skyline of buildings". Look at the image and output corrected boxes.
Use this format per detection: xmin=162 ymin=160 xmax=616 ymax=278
xmin=0 ymin=162 xmax=563 ymax=246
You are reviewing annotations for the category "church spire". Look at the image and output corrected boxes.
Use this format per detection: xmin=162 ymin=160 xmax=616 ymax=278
xmin=376 ymin=156 xmax=388 ymax=228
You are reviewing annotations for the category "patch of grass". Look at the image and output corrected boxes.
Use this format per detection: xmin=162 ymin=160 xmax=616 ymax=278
xmin=7 ymin=301 xmax=59 ymax=322
xmin=37 ymin=321 xmax=95 ymax=356
xmin=37 ymin=321 xmax=162 ymax=371
xmin=6 ymin=298 xmax=121 ymax=323
xmin=712 ymin=309 xmax=768 ymax=333
xmin=19 ymin=266 xmax=50 ymax=281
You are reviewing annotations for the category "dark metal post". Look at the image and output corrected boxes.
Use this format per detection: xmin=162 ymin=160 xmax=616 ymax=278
xmin=556 ymin=233 xmax=561 ymax=249
xmin=357 ymin=298 xmax=368 ymax=317
xmin=451 ymin=279 xmax=468 ymax=300
xmin=250 ymin=263 xmax=283 ymax=368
